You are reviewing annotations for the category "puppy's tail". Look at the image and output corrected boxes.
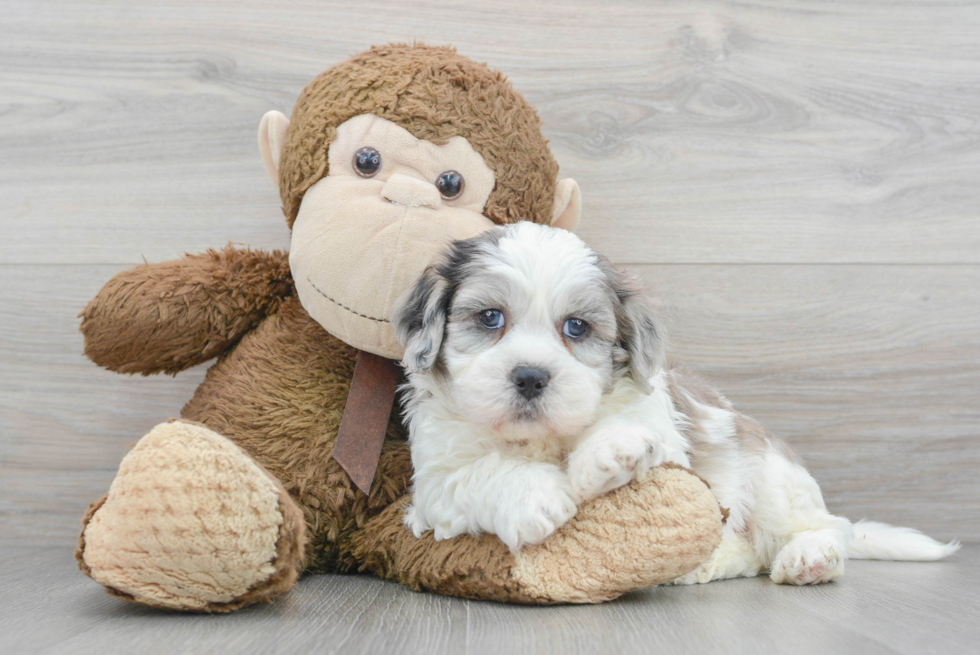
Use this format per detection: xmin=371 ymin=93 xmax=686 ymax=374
xmin=849 ymin=520 xmax=960 ymax=561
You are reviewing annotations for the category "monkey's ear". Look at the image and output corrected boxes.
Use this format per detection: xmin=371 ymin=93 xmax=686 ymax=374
xmin=551 ymin=178 xmax=581 ymax=232
xmin=258 ymin=110 xmax=290 ymax=190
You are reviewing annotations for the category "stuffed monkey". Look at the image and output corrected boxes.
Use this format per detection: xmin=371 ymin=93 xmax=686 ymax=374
xmin=75 ymin=44 xmax=724 ymax=612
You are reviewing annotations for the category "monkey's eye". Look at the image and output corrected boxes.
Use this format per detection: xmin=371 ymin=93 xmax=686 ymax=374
xmin=353 ymin=147 xmax=382 ymax=178
xmin=563 ymin=318 xmax=588 ymax=339
xmin=435 ymin=170 xmax=465 ymax=199
xmin=479 ymin=309 xmax=505 ymax=330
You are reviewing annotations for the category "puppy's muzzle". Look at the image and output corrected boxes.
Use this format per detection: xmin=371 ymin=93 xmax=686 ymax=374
xmin=511 ymin=365 xmax=551 ymax=401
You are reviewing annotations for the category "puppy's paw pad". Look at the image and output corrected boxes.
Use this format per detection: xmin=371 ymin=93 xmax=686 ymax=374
xmin=614 ymin=451 xmax=639 ymax=472
xmin=770 ymin=536 xmax=844 ymax=585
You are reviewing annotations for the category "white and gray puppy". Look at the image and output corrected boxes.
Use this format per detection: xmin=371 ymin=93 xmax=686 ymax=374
xmin=393 ymin=221 xmax=958 ymax=585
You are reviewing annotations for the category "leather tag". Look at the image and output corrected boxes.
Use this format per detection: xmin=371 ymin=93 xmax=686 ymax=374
xmin=332 ymin=350 xmax=401 ymax=495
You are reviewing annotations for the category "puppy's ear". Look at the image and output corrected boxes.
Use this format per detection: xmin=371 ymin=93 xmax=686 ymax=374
xmin=393 ymin=266 xmax=451 ymax=373
xmin=610 ymin=269 xmax=665 ymax=393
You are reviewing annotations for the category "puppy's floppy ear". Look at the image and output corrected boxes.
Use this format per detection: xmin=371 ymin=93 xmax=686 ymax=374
xmin=393 ymin=266 xmax=451 ymax=373
xmin=609 ymin=267 xmax=665 ymax=393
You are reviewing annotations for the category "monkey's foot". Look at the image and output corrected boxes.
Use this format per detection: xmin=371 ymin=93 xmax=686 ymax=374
xmin=76 ymin=420 xmax=307 ymax=612
xmin=348 ymin=464 xmax=723 ymax=603
xmin=511 ymin=465 xmax=723 ymax=602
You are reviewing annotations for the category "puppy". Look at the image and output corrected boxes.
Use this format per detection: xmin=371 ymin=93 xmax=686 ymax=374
xmin=393 ymin=221 xmax=958 ymax=584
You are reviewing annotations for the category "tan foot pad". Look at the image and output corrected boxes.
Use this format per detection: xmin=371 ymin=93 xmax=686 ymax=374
xmin=77 ymin=420 xmax=305 ymax=612
xmin=512 ymin=465 xmax=724 ymax=603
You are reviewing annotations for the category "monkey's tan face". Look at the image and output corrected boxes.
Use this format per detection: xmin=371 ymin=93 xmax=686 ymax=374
xmin=289 ymin=115 xmax=497 ymax=359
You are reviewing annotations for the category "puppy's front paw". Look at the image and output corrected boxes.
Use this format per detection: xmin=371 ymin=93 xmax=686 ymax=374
xmin=495 ymin=476 xmax=577 ymax=553
xmin=403 ymin=503 xmax=428 ymax=538
xmin=568 ymin=424 xmax=664 ymax=503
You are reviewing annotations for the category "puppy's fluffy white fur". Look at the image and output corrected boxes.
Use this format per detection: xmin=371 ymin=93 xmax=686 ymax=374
xmin=393 ymin=222 xmax=958 ymax=585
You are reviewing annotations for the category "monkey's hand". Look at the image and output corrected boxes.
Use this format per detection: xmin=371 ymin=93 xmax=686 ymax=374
xmin=81 ymin=246 xmax=292 ymax=375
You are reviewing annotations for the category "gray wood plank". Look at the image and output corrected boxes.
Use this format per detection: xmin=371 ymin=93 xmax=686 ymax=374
xmin=634 ymin=263 xmax=980 ymax=542
xmin=2 ymin=0 xmax=979 ymax=265
xmin=0 ymin=264 xmax=209 ymax=543
xmin=0 ymin=545 xmax=976 ymax=655
xmin=0 ymin=546 xmax=468 ymax=655
xmin=466 ymin=552 xmax=980 ymax=655
xmin=2 ymin=263 xmax=976 ymax=545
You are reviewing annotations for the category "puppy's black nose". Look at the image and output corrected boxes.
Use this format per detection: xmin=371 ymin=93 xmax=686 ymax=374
xmin=511 ymin=366 xmax=551 ymax=400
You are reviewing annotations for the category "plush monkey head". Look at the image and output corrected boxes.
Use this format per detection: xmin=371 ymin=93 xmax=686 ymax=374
xmin=259 ymin=44 xmax=581 ymax=359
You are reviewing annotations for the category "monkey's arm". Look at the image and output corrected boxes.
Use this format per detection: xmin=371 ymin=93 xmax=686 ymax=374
xmin=80 ymin=246 xmax=292 ymax=375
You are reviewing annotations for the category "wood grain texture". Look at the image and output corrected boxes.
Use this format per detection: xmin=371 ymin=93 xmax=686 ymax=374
xmin=1 ymin=545 xmax=977 ymax=654
xmin=0 ymin=0 xmax=977 ymax=554
xmin=636 ymin=263 xmax=980 ymax=542
xmin=2 ymin=0 xmax=979 ymax=265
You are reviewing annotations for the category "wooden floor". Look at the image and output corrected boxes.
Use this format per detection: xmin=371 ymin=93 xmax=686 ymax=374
xmin=1 ymin=544 xmax=977 ymax=655
xmin=1 ymin=0 xmax=979 ymax=652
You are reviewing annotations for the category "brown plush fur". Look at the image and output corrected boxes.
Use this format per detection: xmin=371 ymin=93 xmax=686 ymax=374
xmin=76 ymin=45 xmax=724 ymax=610
xmin=347 ymin=467 xmax=724 ymax=604
xmin=179 ymin=291 xmax=414 ymax=572
xmin=78 ymin=248 xmax=723 ymax=607
xmin=80 ymin=247 xmax=293 ymax=375
xmin=278 ymin=44 xmax=559 ymax=228
xmin=346 ymin=496 xmax=532 ymax=602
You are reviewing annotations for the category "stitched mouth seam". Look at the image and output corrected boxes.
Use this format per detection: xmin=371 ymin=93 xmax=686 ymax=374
xmin=306 ymin=277 xmax=389 ymax=324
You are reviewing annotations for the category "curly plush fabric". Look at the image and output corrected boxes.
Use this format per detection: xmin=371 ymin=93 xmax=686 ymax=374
xmin=77 ymin=249 xmax=724 ymax=608
xmin=511 ymin=465 xmax=723 ymax=602
xmin=77 ymin=420 xmax=307 ymax=612
xmin=80 ymin=247 xmax=293 ymax=375
xmin=278 ymin=44 xmax=559 ymax=228
xmin=347 ymin=465 xmax=724 ymax=603
xmin=75 ymin=44 xmax=725 ymax=611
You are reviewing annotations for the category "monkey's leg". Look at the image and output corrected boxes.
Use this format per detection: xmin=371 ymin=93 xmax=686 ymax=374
xmin=343 ymin=465 xmax=723 ymax=603
xmin=76 ymin=420 xmax=307 ymax=612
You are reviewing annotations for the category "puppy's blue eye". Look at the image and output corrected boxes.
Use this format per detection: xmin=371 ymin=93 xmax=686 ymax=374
xmin=563 ymin=318 xmax=588 ymax=339
xmin=479 ymin=309 xmax=505 ymax=329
